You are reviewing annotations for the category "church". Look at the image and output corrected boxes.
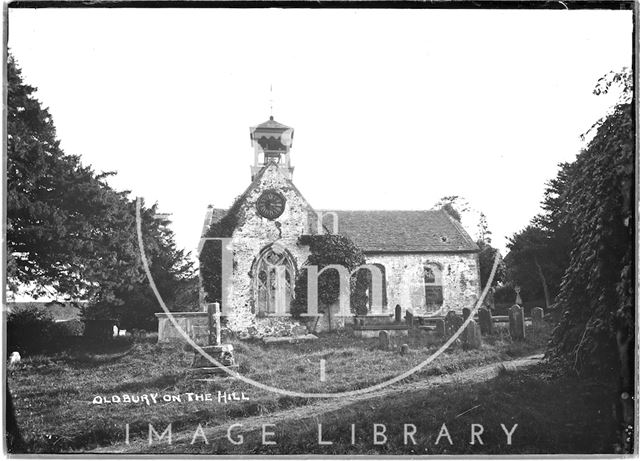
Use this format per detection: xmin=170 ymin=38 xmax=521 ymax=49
xmin=201 ymin=116 xmax=481 ymax=335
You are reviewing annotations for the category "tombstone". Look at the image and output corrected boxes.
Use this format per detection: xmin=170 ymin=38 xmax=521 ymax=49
xmin=486 ymin=287 xmax=496 ymax=311
xmin=508 ymin=304 xmax=525 ymax=340
xmin=405 ymin=309 xmax=414 ymax=328
xmin=514 ymin=286 xmax=523 ymax=306
xmin=190 ymin=302 xmax=238 ymax=378
xmin=400 ymin=344 xmax=409 ymax=355
xmin=444 ymin=311 xmax=464 ymax=337
xmin=464 ymin=320 xmax=482 ymax=349
xmin=208 ymin=302 xmax=221 ymax=346
xmin=478 ymin=307 xmax=493 ymax=335
xmin=462 ymin=308 xmax=471 ymax=320
xmin=378 ymin=330 xmax=390 ymax=350
xmin=432 ymin=318 xmax=445 ymax=337
xmin=395 ymin=305 xmax=402 ymax=323
xmin=531 ymin=307 xmax=544 ymax=328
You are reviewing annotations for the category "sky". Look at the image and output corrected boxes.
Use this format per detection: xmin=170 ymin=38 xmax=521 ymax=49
xmin=7 ymin=8 xmax=633 ymax=259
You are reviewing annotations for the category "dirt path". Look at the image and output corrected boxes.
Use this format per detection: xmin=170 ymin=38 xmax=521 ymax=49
xmin=92 ymin=353 xmax=543 ymax=453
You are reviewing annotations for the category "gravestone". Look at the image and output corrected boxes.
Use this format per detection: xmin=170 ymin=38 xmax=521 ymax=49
xmin=432 ymin=318 xmax=445 ymax=337
xmin=464 ymin=320 xmax=482 ymax=349
xmin=378 ymin=330 xmax=390 ymax=350
xmin=395 ymin=305 xmax=402 ymax=323
xmin=400 ymin=344 xmax=409 ymax=355
xmin=444 ymin=311 xmax=464 ymax=338
xmin=462 ymin=308 xmax=471 ymax=320
xmin=531 ymin=307 xmax=544 ymax=328
xmin=486 ymin=287 xmax=496 ymax=311
xmin=478 ymin=307 xmax=493 ymax=335
xmin=405 ymin=309 xmax=414 ymax=328
xmin=190 ymin=302 xmax=238 ymax=379
xmin=508 ymin=304 xmax=525 ymax=340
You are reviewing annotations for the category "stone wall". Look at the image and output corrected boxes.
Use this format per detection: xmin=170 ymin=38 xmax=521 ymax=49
xmin=224 ymin=163 xmax=311 ymax=334
xmin=366 ymin=252 xmax=481 ymax=318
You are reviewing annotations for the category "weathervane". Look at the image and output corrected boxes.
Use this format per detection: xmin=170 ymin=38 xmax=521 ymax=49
xmin=269 ymin=84 xmax=274 ymax=117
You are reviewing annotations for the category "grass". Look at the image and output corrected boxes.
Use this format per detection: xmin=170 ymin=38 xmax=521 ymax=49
xmin=8 ymin=324 xmax=552 ymax=453
xmin=202 ymin=364 xmax=619 ymax=455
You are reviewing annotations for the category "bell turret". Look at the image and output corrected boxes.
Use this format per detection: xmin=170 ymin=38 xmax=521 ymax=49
xmin=250 ymin=116 xmax=294 ymax=181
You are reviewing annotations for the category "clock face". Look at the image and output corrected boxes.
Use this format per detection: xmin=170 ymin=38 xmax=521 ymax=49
xmin=256 ymin=189 xmax=286 ymax=220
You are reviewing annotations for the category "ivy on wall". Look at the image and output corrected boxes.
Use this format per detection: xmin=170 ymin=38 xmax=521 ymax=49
xmin=199 ymin=196 xmax=244 ymax=304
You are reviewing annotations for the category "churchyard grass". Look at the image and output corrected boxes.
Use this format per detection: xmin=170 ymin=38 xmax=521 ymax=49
xmin=9 ymin=324 xmax=550 ymax=453
xmin=210 ymin=363 xmax=618 ymax=455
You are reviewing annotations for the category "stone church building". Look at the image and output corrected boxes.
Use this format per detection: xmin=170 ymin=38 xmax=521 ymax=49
xmin=201 ymin=116 xmax=481 ymax=334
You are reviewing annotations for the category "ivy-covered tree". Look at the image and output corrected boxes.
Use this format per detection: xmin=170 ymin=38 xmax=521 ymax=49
xmin=548 ymin=98 xmax=633 ymax=374
xmin=291 ymin=234 xmax=369 ymax=318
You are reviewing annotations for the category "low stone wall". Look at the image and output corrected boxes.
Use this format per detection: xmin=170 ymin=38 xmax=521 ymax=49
xmin=155 ymin=312 xmax=209 ymax=345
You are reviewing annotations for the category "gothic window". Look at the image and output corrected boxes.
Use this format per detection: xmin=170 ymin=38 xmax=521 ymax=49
xmin=424 ymin=265 xmax=443 ymax=312
xmin=254 ymin=245 xmax=295 ymax=315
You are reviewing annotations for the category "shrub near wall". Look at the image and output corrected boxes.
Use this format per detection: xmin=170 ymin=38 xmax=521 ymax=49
xmin=7 ymin=305 xmax=57 ymax=354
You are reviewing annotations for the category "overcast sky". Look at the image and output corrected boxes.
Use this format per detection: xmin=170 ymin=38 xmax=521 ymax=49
xmin=8 ymin=8 xmax=632 ymax=258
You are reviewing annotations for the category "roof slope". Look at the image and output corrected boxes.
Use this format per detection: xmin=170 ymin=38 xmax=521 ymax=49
xmin=322 ymin=209 xmax=479 ymax=253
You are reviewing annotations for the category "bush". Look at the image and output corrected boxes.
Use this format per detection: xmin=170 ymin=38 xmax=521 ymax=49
xmin=7 ymin=305 xmax=56 ymax=354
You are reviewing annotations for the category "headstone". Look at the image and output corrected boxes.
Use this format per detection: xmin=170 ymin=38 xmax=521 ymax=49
xmin=432 ymin=318 xmax=445 ymax=337
xmin=208 ymin=302 xmax=221 ymax=346
xmin=508 ymin=304 xmax=525 ymax=340
xmin=464 ymin=320 xmax=482 ymax=349
xmin=444 ymin=311 xmax=464 ymax=337
xmin=462 ymin=308 xmax=471 ymax=320
xmin=531 ymin=307 xmax=544 ymax=328
xmin=405 ymin=309 xmax=414 ymax=328
xmin=486 ymin=287 xmax=496 ymax=311
xmin=400 ymin=344 xmax=409 ymax=355
xmin=378 ymin=330 xmax=390 ymax=350
xmin=395 ymin=305 xmax=402 ymax=323
xmin=478 ymin=307 xmax=493 ymax=335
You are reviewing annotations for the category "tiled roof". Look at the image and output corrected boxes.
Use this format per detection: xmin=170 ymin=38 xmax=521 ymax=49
xmin=322 ymin=209 xmax=479 ymax=253
xmin=208 ymin=207 xmax=478 ymax=253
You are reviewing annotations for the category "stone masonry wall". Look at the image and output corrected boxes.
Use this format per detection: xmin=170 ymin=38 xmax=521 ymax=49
xmin=366 ymin=252 xmax=481 ymax=318
xmin=224 ymin=164 xmax=311 ymax=335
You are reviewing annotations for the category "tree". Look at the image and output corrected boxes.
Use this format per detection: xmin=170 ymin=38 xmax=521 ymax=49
xmin=477 ymin=212 xmax=492 ymax=244
xmin=505 ymin=226 xmax=554 ymax=308
xmin=434 ymin=195 xmax=469 ymax=222
xmin=548 ymin=98 xmax=633 ymax=374
xmin=504 ymin=160 xmax=574 ymax=308
xmin=7 ymin=54 xmax=195 ymax=328
xmin=476 ymin=240 xmax=505 ymax=289
xmin=291 ymin=234 xmax=369 ymax=318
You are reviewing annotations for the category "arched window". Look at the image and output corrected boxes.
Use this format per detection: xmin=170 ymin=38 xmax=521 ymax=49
xmin=371 ymin=263 xmax=387 ymax=309
xmin=253 ymin=245 xmax=296 ymax=315
xmin=424 ymin=264 xmax=443 ymax=312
